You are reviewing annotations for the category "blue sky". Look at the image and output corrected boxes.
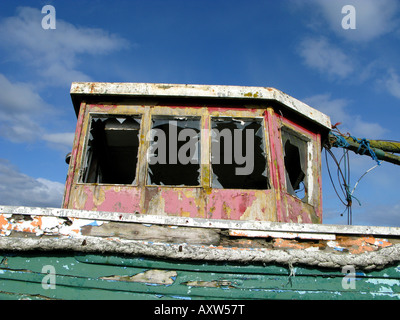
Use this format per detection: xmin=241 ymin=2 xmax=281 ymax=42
xmin=0 ymin=0 xmax=399 ymax=227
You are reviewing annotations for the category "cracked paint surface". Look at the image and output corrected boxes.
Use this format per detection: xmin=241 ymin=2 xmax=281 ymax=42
xmin=70 ymin=185 xmax=141 ymax=213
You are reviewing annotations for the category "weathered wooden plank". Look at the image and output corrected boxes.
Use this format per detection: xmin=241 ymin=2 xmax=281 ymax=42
xmin=0 ymin=289 xmax=54 ymax=300
xmin=75 ymin=254 xmax=292 ymax=275
xmin=0 ymin=272 xmax=397 ymax=300
xmin=0 ymin=267 xmax=219 ymax=300
xmin=74 ymin=253 xmax=400 ymax=279
xmin=1 ymin=254 xmax=149 ymax=280
xmin=1 ymin=253 xmax=399 ymax=300
xmin=0 ymin=277 xmax=188 ymax=300
xmin=81 ymin=222 xmax=220 ymax=245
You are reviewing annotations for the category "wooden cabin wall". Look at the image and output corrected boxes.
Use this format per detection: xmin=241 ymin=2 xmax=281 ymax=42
xmin=62 ymin=102 xmax=323 ymax=224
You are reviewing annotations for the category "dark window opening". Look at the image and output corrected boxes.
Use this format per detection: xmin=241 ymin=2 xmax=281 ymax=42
xmin=281 ymin=128 xmax=308 ymax=201
xmin=147 ymin=116 xmax=201 ymax=186
xmin=211 ymin=117 xmax=270 ymax=189
xmin=82 ymin=115 xmax=141 ymax=184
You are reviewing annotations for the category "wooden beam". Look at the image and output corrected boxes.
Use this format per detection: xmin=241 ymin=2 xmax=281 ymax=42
xmin=329 ymin=133 xmax=400 ymax=166
xmin=81 ymin=221 xmax=220 ymax=245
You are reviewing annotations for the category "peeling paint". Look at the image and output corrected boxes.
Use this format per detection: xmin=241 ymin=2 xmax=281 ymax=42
xmin=161 ymin=189 xmax=203 ymax=218
xmin=70 ymin=185 xmax=142 ymax=213
xmin=100 ymin=269 xmax=177 ymax=285
xmin=0 ymin=213 xmax=104 ymax=237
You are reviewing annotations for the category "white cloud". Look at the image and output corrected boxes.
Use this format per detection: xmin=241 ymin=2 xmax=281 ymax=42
xmin=43 ymin=132 xmax=75 ymax=151
xmin=352 ymin=201 xmax=400 ymax=227
xmin=304 ymin=0 xmax=400 ymax=42
xmin=0 ymin=73 xmax=76 ymax=148
xmin=0 ymin=74 xmax=47 ymax=142
xmin=298 ymin=37 xmax=354 ymax=79
xmin=0 ymin=6 xmax=129 ymax=86
xmin=383 ymin=69 xmax=400 ymax=100
xmin=0 ymin=159 xmax=64 ymax=208
xmin=304 ymin=93 xmax=387 ymax=138
xmin=43 ymin=132 xmax=74 ymax=146
xmin=0 ymin=7 xmax=129 ymax=145
xmin=324 ymin=198 xmax=400 ymax=227
xmin=304 ymin=93 xmax=349 ymax=122
xmin=0 ymin=75 xmax=44 ymax=114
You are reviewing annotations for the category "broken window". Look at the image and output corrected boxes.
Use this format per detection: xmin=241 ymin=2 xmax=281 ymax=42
xmin=81 ymin=115 xmax=141 ymax=184
xmin=281 ymin=128 xmax=308 ymax=201
xmin=147 ymin=116 xmax=201 ymax=186
xmin=211 ymin=117 xmax=270 ymax=189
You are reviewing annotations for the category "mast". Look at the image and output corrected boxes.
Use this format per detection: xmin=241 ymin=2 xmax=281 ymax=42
xmin=328 ymin=132 xmax=400 ymax=166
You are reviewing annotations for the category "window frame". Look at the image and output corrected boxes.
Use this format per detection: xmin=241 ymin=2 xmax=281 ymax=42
xmin=146 ymin=114 xmax=202 ymax=187
xmin=145 ymin=106 xmax=205 ymax=188
xmin=78 ymin=106 xmax=273 ymax=191
xmin=209 ymin=115 xmax=270 ymax=190
xmin=280 ymin=123 xmax=314 ymax=204
xmin=79 ymin=111 xmax=144 ymax=186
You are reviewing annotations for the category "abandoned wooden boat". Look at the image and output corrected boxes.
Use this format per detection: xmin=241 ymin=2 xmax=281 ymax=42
xmin=0 ymin=82 xmax=399 ymax=300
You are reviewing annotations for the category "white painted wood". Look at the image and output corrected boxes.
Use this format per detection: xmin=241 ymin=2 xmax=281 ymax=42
xmin=229 ymin=229 xmax=336 ymax=240
xmin=2 ymin=205 xmax=400 ymax=237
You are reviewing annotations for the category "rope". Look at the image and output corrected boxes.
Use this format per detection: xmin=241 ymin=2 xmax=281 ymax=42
xmin=344 ymin=184 xmax=361 ymax=207
xmin=330 ymin=132 xmax=350 ymax=148
xmin=1 ymin=235 xmax=399 ymax=270
xmin=286 ymin=261 xmax=296 ymax=287
xmin=349 ymin=135 xmax=382 ymax=165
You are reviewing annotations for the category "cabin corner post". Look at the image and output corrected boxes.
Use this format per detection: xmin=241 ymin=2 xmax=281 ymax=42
xmin=265 ymin=106 xmax=284 ymax=222
xmin=137 ymin=106 xmax=152 ymax=214
xmin=62 ymin=102 xmax=87 ymax=209
xmin=201 ymin=108 xmax=211 ymax=191
xmin=314 ymin=132 xmax=323 ymax=223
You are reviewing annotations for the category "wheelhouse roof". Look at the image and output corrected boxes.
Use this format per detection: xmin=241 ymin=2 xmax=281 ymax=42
xmin=70 ymin=82 xmax=331 ymax=131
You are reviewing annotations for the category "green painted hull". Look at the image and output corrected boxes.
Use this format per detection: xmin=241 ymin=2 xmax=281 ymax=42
xmin=1 ymin=252 xmax=399 ymax=300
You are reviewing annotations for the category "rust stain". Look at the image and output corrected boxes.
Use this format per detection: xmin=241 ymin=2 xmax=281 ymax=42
xmin=89 ymin=83 xmax=96 ymax=93
xmin=243 ymin=91 xmax=260 ymax=98
xmin=222 ymin=202 xmax=232 ymax=219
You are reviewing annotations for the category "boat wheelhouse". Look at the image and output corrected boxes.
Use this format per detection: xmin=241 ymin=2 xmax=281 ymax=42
xmin=64 ymin=82 xmax=331 ymax=224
